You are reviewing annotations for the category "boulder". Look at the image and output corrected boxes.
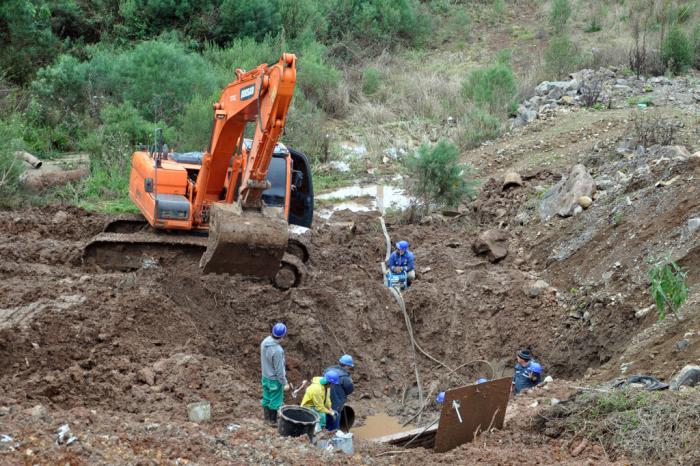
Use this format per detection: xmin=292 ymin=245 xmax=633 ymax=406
xmin=137 ymin=367 xmax=156 ymax=386
xmin=539 ymin=164 xmax=596 ymax=221
xmin=688 ymin=218 xmax=700 ymax=234
xmin=502 ymin=171 xmax=523 ymax=190
xmin=577 ymin=196 xmax=593 ymax=209
xmin=523 ymin=279 xmax=550 ymax=298
xmin=472 ymin=230 xmax=508 ymax=263
xmin=669 ymin=364 xmax=700 ymax=390
xmin=656 ymin=145 xmax=691 ymax=161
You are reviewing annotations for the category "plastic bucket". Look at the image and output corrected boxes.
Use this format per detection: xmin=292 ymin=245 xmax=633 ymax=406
xmin=278 ymin=405 xmax=319 ymax=438
xmin=340 ymin=405 xmax=355 ymax=431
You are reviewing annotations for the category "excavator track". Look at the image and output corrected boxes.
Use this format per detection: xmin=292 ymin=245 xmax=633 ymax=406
xmin=82 ymin=213 xmax=309 ymax=288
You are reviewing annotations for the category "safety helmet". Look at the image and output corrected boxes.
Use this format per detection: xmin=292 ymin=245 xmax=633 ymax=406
xmin=319 ymin=377 xmax=329 ymax=385
xmin=324 ymin=369 xmax=340 ymax=385
xmin=396 ymin=240 xmax=409 ymax=251
xmin=339 ymin=354 xmax=354 ymax=367
xmin=272 ymin=322 xmax=287 ymax=338
xmin=436 ymin=392 xmax=445 ymax=404
xmin=529 ymin=362 xmax=543 ymax=374
xmin=476 ymin=378 xmax=488 ymax=384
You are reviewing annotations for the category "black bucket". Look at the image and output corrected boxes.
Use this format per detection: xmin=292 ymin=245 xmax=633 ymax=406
xmin=340 ymin=405 xmax=355 ymax=431
xmin=277 ymin=405 xmax=319 ymax=438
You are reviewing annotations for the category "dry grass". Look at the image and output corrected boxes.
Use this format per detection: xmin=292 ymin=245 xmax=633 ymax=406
xmin=538 ymin=388 xmax=700 ymax=464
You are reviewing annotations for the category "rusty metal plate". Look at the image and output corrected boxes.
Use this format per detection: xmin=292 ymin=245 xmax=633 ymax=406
xmin=433 ymin=377 xmax=511 ymax=453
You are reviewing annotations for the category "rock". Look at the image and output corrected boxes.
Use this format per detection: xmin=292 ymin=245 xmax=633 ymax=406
xmin=657 ymin=145 xmax=690 ymax=160
xmin=561 ymin=95 xmax=575 ymax=105
xmin=547 ymin=86 xmax=563 ymax=101
xmin=502 ymin=171 xmax=523 ymax=190
xmin=550 ymin=398 xmax=560 ymax=406
xmin=187 ymin=401 xmax=211 ymax=422
xmin=0 ymin=406 xmax=10 ymax=417
xmin=523 ymin=279 xmax=550 ymax=298
xmin=688 ymin=218 xmax=700 ymax=234
xmin=52 ymin=211 xmax=69 ymax=225
xmin=635 ymin=305 xmax=654 ymax=319
xmin=571 ymin=438 xmax=589 ymax=457
xmin=543 ymin=375 xmax=554 ymax=383
xmin=520 ymin=108 xmax=537 ymax=123
xmin=670 ymin=364 xmax=700 ymax=390
xmin=96 ymin=333 xmax=108 ymax=342
xmin=675 ymin=339 xmax=690 ymax=352
xmin=582 ymin=311 xmax=591 ymax=321
xmin=539 ymin=164 xmax=596 ymax=221
xmin=577 ymin=196 xmax=592 ymax=209
xmin=26 ymin=404 xmax=48 ymax=420
xmin=137 ymin=368 xmax=156 ymax=386
xmin=472 ymin=230 xmax=509 ymax=263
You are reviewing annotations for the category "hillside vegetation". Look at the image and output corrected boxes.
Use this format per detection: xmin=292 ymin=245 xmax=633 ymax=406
xmin=1 ymin=0 xmax=700 ymax=209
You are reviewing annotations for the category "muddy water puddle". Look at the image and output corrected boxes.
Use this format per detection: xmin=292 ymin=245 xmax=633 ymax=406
xmin=317 ymin=184 xmax=412 ymax=219
xmin=352 ymin=413 xmax=413 ymax=440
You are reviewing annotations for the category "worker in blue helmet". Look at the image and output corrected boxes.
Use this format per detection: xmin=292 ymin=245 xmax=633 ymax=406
xmin=476 ymin=378 xmax=488 ymax=384
xmin=387 ymin=240 xmax=416 ymax=285
xmin=323 ymin=354 xmax=355 ymax=431
xmin=260 ymin=322 xmax=289 ymax=425
xmin=511 ymin=348 xmax=543 ymax=395
xmin=436 ymin=391 xmax=445 ymax=404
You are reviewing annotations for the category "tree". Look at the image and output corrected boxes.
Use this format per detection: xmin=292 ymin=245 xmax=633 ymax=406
xmin=404 ymin=140 xmax=478 ymax=211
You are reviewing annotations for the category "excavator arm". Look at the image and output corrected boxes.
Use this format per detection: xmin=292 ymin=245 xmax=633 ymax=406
xmin=192 ymin=53 xmax=297 ymax=222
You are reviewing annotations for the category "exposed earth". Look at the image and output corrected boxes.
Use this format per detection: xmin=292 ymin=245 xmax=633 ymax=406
xmin=2 ymin=69 xmax=700 ymax=465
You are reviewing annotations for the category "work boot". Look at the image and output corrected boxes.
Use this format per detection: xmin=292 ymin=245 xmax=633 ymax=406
xmin=269 ymin=408 xmax=278 ymax=427
xmin=262 ymin=406 xmax=271 ymax=423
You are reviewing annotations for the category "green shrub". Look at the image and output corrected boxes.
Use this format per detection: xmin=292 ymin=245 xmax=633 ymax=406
xmin=648 ymin=257 xmax=688 ymax=320
xmin=549 ymin=0 xmax=572 ymax=34
xmin=545 ymin=34 xmax=581 ymax=78
xmin=279 ymin=0 xmax=328 ymax=41
xmin=456 ymin=107 xmax=502 ymax=150
xmin=693 ymin=23 xmax=700 ymax=68
xmin=460 ymin=60 xmax=517 ymax=115
xmin=0 ymin=0 xmax=60 ymax=84
xmin=100 ymin=102 xmax=174 ymax=146
xmin=661 ymin=26 xmax=694 ymax=75
xmin=218 ymin=0 xmax=281 ymax=42
xmin=362 ymin=68 xmax=381 ymax=96
xmin=296 ymin=41 xmax=343 ymax=114
xmin=283 ymin=91 xmax=329 ymax=164
xmin=404 ymin=139 xmax=478 ymax=209
xmin=0 ymin=114 xmax=26 ymax=202
xmin=175 ymin=93 xmax=218 ymax=151
xmin=324 ymin=0 xmax=428 ymax=49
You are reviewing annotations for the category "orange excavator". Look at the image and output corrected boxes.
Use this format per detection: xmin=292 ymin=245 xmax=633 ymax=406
xmin=83 ymin=53 xmax=314 ymax=288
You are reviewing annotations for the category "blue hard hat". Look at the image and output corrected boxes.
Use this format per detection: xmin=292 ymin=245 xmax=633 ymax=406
xmin=476 ymin=378 xmax=488 ymax=384
xmin=272 ymin=322 xmax=287 ymax=338
xmin=529 ymin=362 xmax=543 ymax=374
xmin=396 ymin=240 xmax=409 ymax=251
xmin=339 ymin=354 xmax=354 ymax=367
xmin=324 ymin=369 xmax=340 ymax=385
xmin=436 ymin=391 xmax=445 ymax=404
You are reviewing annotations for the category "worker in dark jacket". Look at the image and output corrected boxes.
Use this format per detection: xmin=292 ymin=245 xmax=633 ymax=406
xmin=387 ymin=241 xmax=415 ymax=284
xmin=511 ymin=348 xmax=543 ymax=395
xmin=323 ymin=354 xmax=355 ymax=431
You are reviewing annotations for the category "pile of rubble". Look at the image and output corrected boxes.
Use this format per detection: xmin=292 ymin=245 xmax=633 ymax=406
xmin=511 ymin=67 xmax=696 ymax=129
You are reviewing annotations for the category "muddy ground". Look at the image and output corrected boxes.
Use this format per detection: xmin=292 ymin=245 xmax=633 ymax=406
xmin=3 ymin=95 xmax=700 ymax=464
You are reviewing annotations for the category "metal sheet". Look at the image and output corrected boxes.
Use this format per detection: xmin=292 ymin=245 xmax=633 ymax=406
xmin=433 ymin=377 xmax=511 ymax=453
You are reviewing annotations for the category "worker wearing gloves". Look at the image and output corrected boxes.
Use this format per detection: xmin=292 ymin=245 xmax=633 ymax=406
xmin=323 ymin=354 xmax=355 ymax=431
xmin=301 ymin=369 xmax=340 ymax=431
xmin=511 ymin=348 xmax=543 ymax=395
xmin=260 ymin=322 xmax=289 ymax=426
xmin=387 ymin=240 xmax=415 ymax=284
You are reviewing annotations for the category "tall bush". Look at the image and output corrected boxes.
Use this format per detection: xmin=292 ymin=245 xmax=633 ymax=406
xmin=460 ymin=60 xmax=517 ymax=115
xmin=404 ymin=139 xmax=478 ymax=210
xmin=545 ymin=34 xmax=581 ymax=78
xmin=661 ymin=26 xmax=694 ymax=75
xmin=549 ymin=0 xmax=572 ymax=34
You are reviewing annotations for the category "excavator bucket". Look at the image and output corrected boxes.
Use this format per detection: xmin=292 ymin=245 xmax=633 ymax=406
xmin=200 ymin=203 xmax=288 ymax=277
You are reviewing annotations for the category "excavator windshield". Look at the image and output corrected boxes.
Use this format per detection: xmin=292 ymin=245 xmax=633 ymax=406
xmin=262 ymin=157 xmax=287 ymax=207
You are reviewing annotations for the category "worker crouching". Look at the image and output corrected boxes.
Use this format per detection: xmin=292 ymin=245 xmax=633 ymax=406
xmin=301 ymin=370 xmax=340 ymax=432
xmin=387 ymin=240 xmax=416 ymax=286
xmin=511 ymin=348 xmax=543 ymax=395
